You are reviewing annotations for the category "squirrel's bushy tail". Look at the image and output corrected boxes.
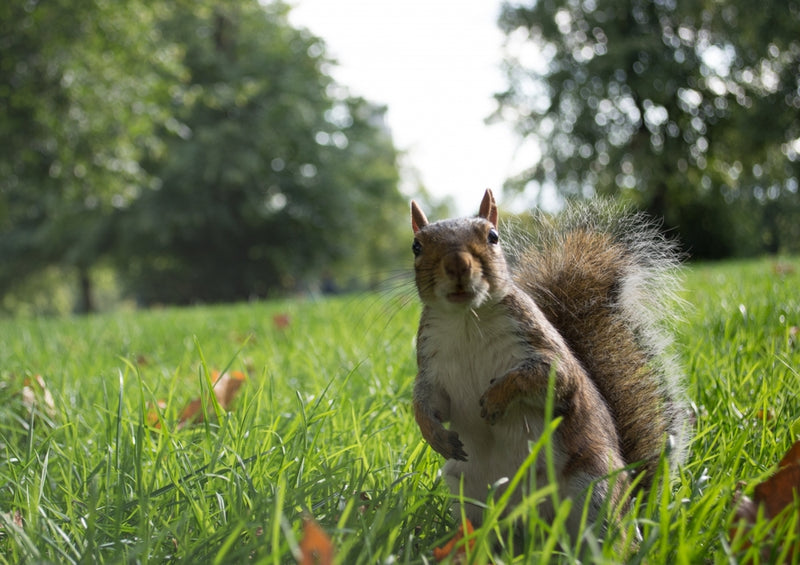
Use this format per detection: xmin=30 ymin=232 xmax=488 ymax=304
xmin=508 ymin=201 xmax=688 ymax=489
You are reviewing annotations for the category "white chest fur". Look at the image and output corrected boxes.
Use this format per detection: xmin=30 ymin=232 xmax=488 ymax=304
xmin=418 ymin=303 xmax=549 ymax=505
xmin=420 ymin=305 xmax=528 ymax=424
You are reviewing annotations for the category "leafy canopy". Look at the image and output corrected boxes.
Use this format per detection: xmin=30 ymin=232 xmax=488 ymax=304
xmin=0 ymin=0 xmax=406 ymax=310
xmin=495 ymin=0 xmax=800 ymax=258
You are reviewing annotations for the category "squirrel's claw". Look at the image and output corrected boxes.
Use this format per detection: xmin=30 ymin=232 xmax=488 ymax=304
xmin=430 ymin=428 xmax=468 ymax=461
xmin=448 ymin=433 xmax=468 ymax=461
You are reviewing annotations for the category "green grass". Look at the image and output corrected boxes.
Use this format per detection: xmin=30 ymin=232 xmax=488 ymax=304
xmin=1 ymin=258 xmax=799 ymax=563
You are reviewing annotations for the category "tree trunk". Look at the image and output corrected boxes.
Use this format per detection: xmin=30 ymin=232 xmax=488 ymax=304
xmin=76 ymin=268 xmax=95 ymax=314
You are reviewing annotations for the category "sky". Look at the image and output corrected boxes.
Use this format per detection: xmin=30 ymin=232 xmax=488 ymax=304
xmin=288 ymin=0 xmax=535 ymax=215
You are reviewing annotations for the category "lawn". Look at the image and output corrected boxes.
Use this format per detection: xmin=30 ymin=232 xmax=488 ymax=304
xmin=1 ymin=258 xmax=799 ymax=563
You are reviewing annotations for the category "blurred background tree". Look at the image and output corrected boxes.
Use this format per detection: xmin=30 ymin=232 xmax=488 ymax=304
xmin=0 ymin=0 xmax=406 ymax=313
xmin=4 ymin=0 xmax=798 ymax=314
xmin=0 ymin=0 xmax=178 ymax=313
xmin=494 ymin=0 xmax=800 ymax=258
xmin=115 ymin=1 xmax=403 ymax=305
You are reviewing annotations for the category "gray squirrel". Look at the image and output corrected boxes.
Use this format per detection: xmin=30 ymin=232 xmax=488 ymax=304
xmin=410 ymin=189 xmax=689 ymax=538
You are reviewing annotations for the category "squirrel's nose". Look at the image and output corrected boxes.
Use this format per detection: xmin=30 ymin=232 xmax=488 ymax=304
xmin=443 ymin=252 xmax=473 ymax=279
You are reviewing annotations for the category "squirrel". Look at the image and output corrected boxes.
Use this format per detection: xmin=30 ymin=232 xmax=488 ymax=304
xmin=410 ymin=189 xmax=689 ymax=539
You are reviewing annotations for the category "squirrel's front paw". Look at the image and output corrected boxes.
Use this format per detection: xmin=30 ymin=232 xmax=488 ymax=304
xmin=431 ymin=428 xmax=468 ymax=461
xmin=480 ymin=378 xmax=512 ymax=424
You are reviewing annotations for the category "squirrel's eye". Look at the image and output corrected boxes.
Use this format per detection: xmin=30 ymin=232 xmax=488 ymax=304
xmin=487 ymin=228 xmax=499 ymax=245
xmin=412 ymin=239 xmax=422 ymax=256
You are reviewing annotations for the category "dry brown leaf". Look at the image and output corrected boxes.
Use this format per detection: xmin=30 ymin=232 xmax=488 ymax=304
xmin=773 ymin=263 xmax=796 ymax=276
xmin=756 ymin=408 xmax=776 ymax=422
xmin=273 ymin=313 xmax=291 ymax=330
xmin=166 ymin=370 xmax=248 ymax=428
xmin=357 ymin=491 xmax=372 ymax=515
xmin=178 ymin=398 xmax=204 ymax=426
xmin=779 ymin=441 xmax=800 ymax=468
xmin=231 ymin=332 xmax=257 ymax=345
xmin=754 ymin=464 xmax=800 ymax=521
xmin=146 ymin=400 xmax=167 ymax=428
xmin=433 ymin=519 xmax=475 ymax=563
xmin=213 ymin=370 xmax=246 ymax=409
xmin=0 ymin=509 xmax=23 ymax=531
xmin=733 ymin=492 xmax=759 ymax=524
xmin=732 ymin=440 xmax=800 ymax=562
xmin=298 ymin=517 xmax=334 ymax=565
xmin=21 ymin=375 xmax=56 ymax=418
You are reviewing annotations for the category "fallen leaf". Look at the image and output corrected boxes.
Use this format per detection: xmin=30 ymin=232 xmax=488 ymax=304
xmin=298 ymin=517 xmax=334 ymax=565
xmin=779 ymin=441 xmax=800 ymax=468
xmin=180 ymin=370 xmax=246 ymax=426
xmin=731 ymin=440 xmax=800 ymax=562
xmin=433 ymin=519 xmax=475 ymax=563
xmin=732 ymin=492 xmax=758 ymax=525
xmin=146 ymin=400 xmax=167 ymax=427
xmin=231 ymin=332 xmax=257 ymax=345
xmin=756 ymin=408 xmax=776 ymax=422
xmin=21 ymin=375 xmax=56 ymax=418
xmin=177 ymin=398 xmax=204 ymax=426
xmin=273 ymin=313 xmax=291 ymax=330
xmin=754 ymin=464 xmax=800 ymax=522
xmin=357 ymin=491 xmax=372 ymax=515
xmin=212 ymin=370 xmax=246 ymax=409
xmin=143 ymin=369 xmax=249 ymax=429
xmin=0 ymin=509 xmax=24 ymax=531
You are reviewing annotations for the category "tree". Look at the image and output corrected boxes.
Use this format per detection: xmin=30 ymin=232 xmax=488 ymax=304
xmin=1 ymin=0 xmax=405 ymax=311
xmin=117 ymin=1 xmax=405 ymax=304
xmin=0 ymin=0 xmax=178 ymax=311
xmin=494 ymin=0 xmax=800 ymax=258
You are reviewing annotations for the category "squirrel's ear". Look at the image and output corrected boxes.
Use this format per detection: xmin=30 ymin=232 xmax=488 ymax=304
xmin=411 ymin=201 xmax=429 ymax=234
xmin=479 ymin=189 xmax=498 ymax=227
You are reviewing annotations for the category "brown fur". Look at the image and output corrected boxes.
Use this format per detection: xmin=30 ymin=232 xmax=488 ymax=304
xmin=410 ymin=189 xmax=688 ymax=536
xmin=515 ymin=222 xmax=686 ymax=487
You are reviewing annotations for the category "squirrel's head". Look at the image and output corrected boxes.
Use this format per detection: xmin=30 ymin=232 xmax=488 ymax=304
xmin=410 ymin=189 xmax=511 ymax=311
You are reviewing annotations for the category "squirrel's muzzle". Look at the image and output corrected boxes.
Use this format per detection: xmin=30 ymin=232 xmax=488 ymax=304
xmin=442 ymin=251 xmax=474 ymax=281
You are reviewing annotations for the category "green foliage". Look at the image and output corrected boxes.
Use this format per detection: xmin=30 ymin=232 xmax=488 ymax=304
xmin=119 ymin=1 xmax=404 ymax=304
xmin=495 ymin=0 xmax=800 ymax=258
xmin=0 ymin=0 xmax=178 ymax=290
xmin=0 ymin=0 xmax=405 ymax=311
xmin=1 ymin=258 xmax=799 ymax=562
xmin=0 ymin=266 xmax=124 ymax=318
